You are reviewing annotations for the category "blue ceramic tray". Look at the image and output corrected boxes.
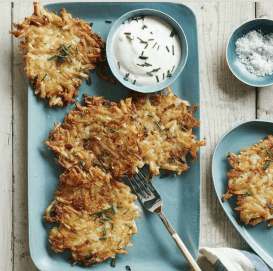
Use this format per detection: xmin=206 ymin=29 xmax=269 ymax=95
xmin=212 ymin=120 xmax=273 ymax=268
xmin=28 ymin=3 xmax=200 ymax=271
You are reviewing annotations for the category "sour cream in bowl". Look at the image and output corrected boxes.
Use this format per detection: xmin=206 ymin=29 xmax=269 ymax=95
xmin=106 ymin=9 xmax=188 ymax=93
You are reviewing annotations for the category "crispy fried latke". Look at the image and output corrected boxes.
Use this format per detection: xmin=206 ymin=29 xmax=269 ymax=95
xmin=44 ymin=166 xmax=140 ymax=266
xmin=44 ymin=95 xmax=142 ymax=179
xmin=130 ymin=87 xmax=206 ymax=177
xmin=9 ymin=2 xmax=108 ymax=107
xmin=223 ymin=135 xmax=273 ymax=226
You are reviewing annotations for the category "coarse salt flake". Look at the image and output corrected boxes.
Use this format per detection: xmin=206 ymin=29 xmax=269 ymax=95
xmin=235 ymin=30 xmax=273 ymax=76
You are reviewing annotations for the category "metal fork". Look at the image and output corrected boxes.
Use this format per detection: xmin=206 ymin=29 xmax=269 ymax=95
xmin=128 ymin=169 xmax=201 ymax=271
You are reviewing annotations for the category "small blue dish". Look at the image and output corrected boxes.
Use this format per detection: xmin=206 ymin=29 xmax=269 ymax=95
xmin=212 ymin=119 xmax=273 ymax=268
xmin=106 ymin=9 xmax=188 ymax=93
xmin=227 ymin=18 xmax=273 ymax=87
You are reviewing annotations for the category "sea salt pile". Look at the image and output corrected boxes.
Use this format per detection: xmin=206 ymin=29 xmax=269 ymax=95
xmin=235 ymin=30 xmax=273 ymax=76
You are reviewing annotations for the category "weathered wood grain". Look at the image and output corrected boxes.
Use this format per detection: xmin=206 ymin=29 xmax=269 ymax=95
xmin=184 ymin=2 xmax=255 ymax=249
xmin=256 ymin=3 xmax=273 ymax=120
xmin=12 ymin=2 xmax=39 ymax=271
xmin=0 ymin=3 xmax=13 ymax=271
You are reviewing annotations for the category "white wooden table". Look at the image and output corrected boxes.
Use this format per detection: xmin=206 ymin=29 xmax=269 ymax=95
xmin=2 ymin=2 xmax=273 ymax=270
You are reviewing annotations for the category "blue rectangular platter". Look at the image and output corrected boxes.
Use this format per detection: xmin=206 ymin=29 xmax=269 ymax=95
xmin=28 ymin=2 xmax=201 ymax=271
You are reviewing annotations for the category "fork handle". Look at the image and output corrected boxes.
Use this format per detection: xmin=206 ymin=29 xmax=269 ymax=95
xmin=158 ymin=212 xmax=202 ymax=271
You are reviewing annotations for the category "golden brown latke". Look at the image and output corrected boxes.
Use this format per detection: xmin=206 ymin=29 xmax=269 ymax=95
xmin=223 ymin=135 xmax=273 ymax=226
xmin=44 ymin=95 xmax=143 ymax=179
xmin=44 ymin=166 xmax=140 ymax=266
xmin=130 ymin=87 xmax=206 ymax=177
xmin=9 ymin=2 xmax=107 ymax=107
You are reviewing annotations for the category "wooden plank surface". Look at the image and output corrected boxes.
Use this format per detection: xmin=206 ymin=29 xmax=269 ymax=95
xmin=0 ymin=3 xmax=13 ymax=271
xmin=256 ymin=3 xmax=273 ymax=120
xmin=185 ymin=2 xmax=255 ymax=249
xmin=11 ymin=2 xmax=38 ymax=271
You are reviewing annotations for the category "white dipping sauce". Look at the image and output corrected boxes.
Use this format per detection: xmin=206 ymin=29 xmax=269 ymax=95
xmin=112 ymin=16 xmax=181 ymax=86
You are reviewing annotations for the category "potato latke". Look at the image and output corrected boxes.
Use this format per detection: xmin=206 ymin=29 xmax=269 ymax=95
xmin=223 ymin=135 xmax=273 ymax=226
xmin=44 ymin=95 xmax=142 ymax=179
xmin=44 ymin=166 xmax=140 ymax=266
xmin=130 ymin=87 xmax=206 ymax=177
xmin=9 ymin=2 xmax=106 ymax=106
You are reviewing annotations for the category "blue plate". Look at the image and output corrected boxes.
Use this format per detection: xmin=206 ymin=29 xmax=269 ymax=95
xmin=28 ymin=2 xmax=201 ymax=271
xmin=227 ymin=18 xmax=273 ymax=87
xmin=106 ymin=8 xmax=188 ymax=93
xmin=212 ymin=120 xmax=273 ymax=268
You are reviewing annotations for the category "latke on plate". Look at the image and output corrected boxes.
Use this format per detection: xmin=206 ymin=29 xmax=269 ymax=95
xmin=44 ymin=95 xmax=143 ymax=179
xmin=223 ymin=135 xmax=273 ymax=226
xmin=130 ymin=87 xmax=206 ymax=177
xmin=9 ymin=2 xmax=107 ymax=106
xmin=44 ymin=167 xmax=140 ymax=266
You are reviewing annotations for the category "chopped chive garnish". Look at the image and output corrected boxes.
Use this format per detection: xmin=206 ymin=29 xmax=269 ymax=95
xmin=81 ymin=111 xmax=85 ymax=118
xmin=116 ymin=205 xmax=123 ymax=209
xmin=145 ymin=44 xmax=148 ymax=49
xmin=141 ymin=51 xmax=144 ymax=56
xmin=166 ymin=131 xmax=169 ymax=137
xmin=79 ymin=161 xmax=85 ymax=169
xmin=147 ymin=72 xmax=153 ymax=76
xmin=172 ymin=45 xmax=174 ymax=55
xmin=156 ymin=75 xmax=159 ymax=82
xmin=118 ymin=62 xmax=120 ymax=69
xmin=157 ymin=45 xmax=160 ymax=50
xmin=125 ymin=224 xmax=132 ymax=228
xmin=111 ymin=222 xmax=114 ymax=230
xmin=167 ymin=70 xmax=172 ymax=78
xmin=99 ymin=237 xmax=107 ymax=240
xmin=246 ymin=190 xmax=252 ymax=196
xmin=79 ymin=67 xmax=82 ymax=73
xmin=94 ymin=214 xmax=101 ymax=221
xmin=99 ymin=220 xmax=105 ymax=224
xmin=93 ymin=162 xmax=102 ymax=166
xmin=126 ymin=35 xmax=133 ymax=41
xmin=266 ymin=159 xmax=273 ymax=162
xmin=264 ymin=162 xmax=271 ymax=170
xmin=57 ymin=45 xmax=62 ymax=50
xmin=166 ymin=46 xmax=170 ymax=52
xmin=123 ymin=209 xmax=129 ymax=214
xmin=90 ymin=207 xmax=112 ymax=216
xmin=67 ymin=54 xmax=73 ymax=62
xmin=124 ymin=32 xmax=131 ymax=35
xmin=170 ymin=30 xmax=175 ymax=37
xmin=127 ymin=149 xmax=133 ymax=156
xmin=133 ymin=79 xmax=136 ymax=85
xmin=67 ymin=45 xmax=72 ymax=49
xmin=106 ymin=214 xmax=113 ymax=219
xmin=155 ymin=121 xmax=162 ymax=131
xmin=86 ymin=75 xmax=92 ymax=85
xmin=261 ymin=147 xmax=266 ymax=150
xmin=163 ymin=73 xmax=165 ymax=79
xmin=171 ymin=65 xmax=175 ymax=73
xmin=147 ymin=114 xmax=153 ymax=118
xmin=139 ymin=56 xmax=148 ymax=60
xmin=82 ymin=66 xmax=89 ymax=70
xmin=102 ymin=168 xmax=107 ymax=174
xmin=105 ymin=20 xmax=112 ymax=23
xmin=137 ymin=37 xmax=148 ymax=44
xmin=150 ymin=68 xmax=161 ymax=72
xmin=148 ymin=39 xmax=154 ymax=41
xmin=153 ymin=42 xmax=157 ymax=48
xmin=76 ymin=47 xmax=79 ymax=55
xmin=47 ymin=54 xmax=58 ymax=61
xmin=110 ymin=259 xmax=117 ymax=267
xmin=42 ymin=73 xmax=47 ymax=81
xmin=142 ymin=24 xmax=148 ymax=30
xmin=63 ymin=44 xmax=68 ymax=50
xmin=102 ymin=217 xmax=109 ymax=221
xmin=102 ymin=226 xmax=107 ymax=235
xmin=267 ymin=150 xmax=272 ymax=155
xmin=145 ymin=62 xmax=152 ymax=66
xmin=111 ymin=204 xmax=116 ymax=215
xmin=118 ymin=240 xmax=122 ymax=246
xmin=143 ymin=126 xmax=147 ymax=130
xmin=124 ymin=73 xmax=129 ymax=81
